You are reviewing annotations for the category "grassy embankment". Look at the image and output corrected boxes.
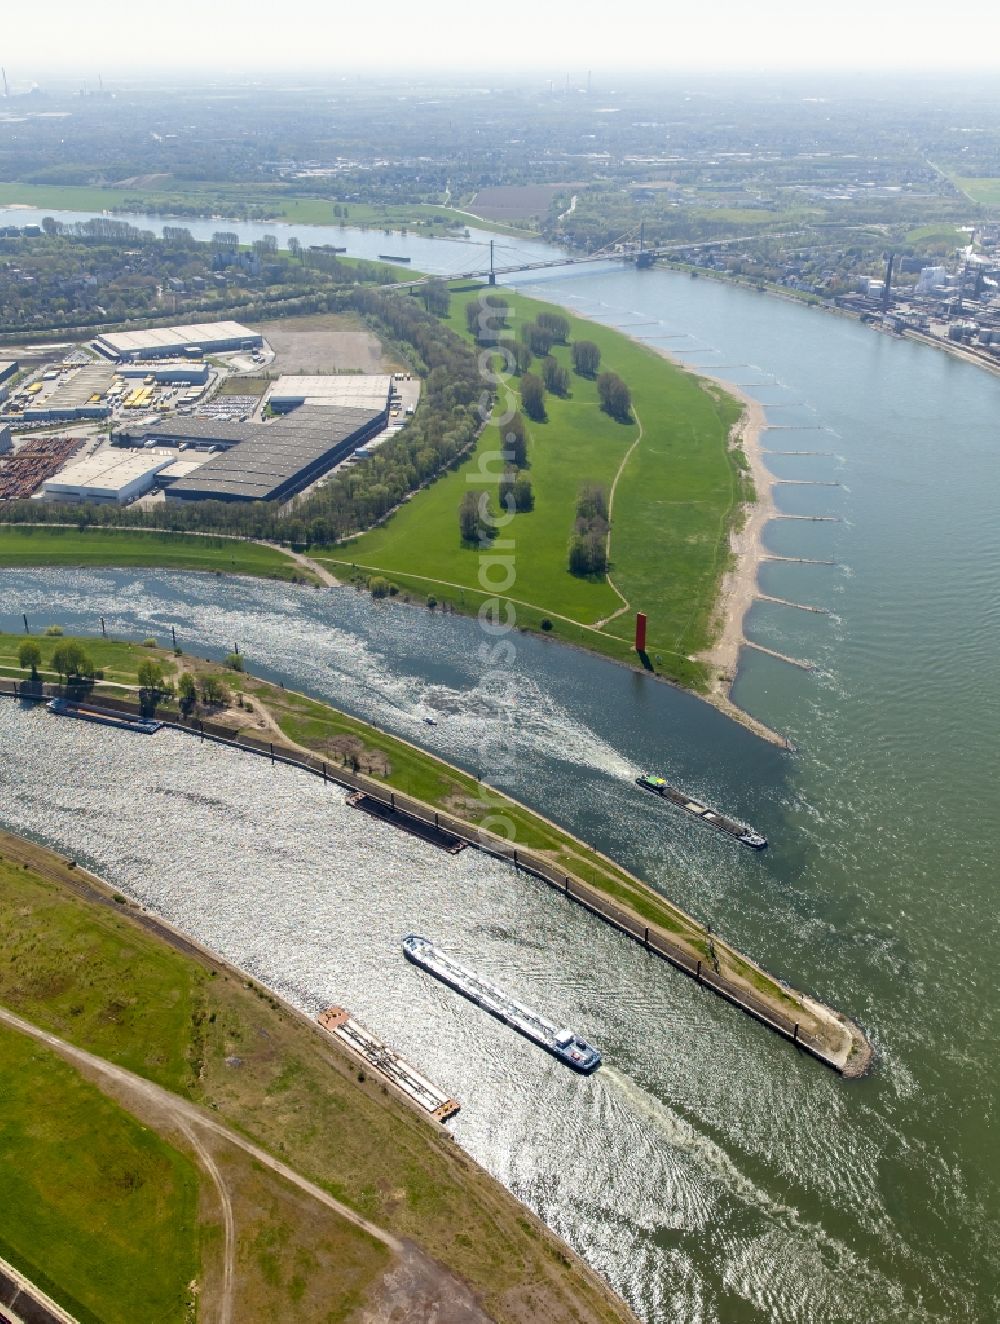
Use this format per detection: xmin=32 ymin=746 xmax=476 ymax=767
xmin=0 ymin=526 xmax=317 ymax=583
xmin=0 ymin=1017 xmax=200 ymax=1323
xmin=319 ymin=285 xmax=749 ymax=692
xmin=0 ymin=180 xmax=531 ymax=237
xmin=0 ymin=836 xmax=634 ymax=1324
xmin=0 ymin=629 xmax=848 ymax=1045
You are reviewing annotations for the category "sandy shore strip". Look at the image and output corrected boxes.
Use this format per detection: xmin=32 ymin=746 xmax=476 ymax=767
xmin=648 ymin=348 xmax=785 ymax=746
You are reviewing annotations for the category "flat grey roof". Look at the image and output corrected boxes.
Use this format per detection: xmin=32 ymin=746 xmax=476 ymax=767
xmin=118 ymin=418 xmax=253 ymax=446
xmin=268 ymin=374 xmax=392 ymax=410
xmin=96 ymin=320 xmax=260 ymax=354
xmin=166 ymin=405 xmax=382 ymax=500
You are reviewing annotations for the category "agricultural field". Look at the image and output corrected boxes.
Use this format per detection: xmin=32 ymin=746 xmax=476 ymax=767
xmin=328 ymin=286 xmax=747 ymax=690
xmin=467 ymin=184 xmax=567 ymax=222
xmin=949 ymin=177 xmax=1000 ymax=206
xmin=0 ymin=180 xmax=519 ymax=235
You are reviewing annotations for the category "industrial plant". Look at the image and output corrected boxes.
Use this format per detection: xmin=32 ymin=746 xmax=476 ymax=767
xmin=0 ymin=322 xmax=402 ymax=507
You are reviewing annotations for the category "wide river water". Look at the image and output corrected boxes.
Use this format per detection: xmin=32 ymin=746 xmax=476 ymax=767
xmin=1 ymin=212 xmax=998 ymax=1323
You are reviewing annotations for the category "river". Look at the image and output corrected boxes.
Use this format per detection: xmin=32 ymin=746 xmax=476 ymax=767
xmin=0 ymin=214 xmax=998 ymax=1323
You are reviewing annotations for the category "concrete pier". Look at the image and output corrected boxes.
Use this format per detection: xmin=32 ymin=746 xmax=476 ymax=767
xmin=757 ymin=594 xmax=830 ymax=614
xmin=745 ymin=641 xmax=816 ymax=671
xmin=762 ymin=554 xmax=837 ymax=565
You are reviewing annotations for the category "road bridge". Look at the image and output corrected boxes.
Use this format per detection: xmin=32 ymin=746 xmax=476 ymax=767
xmin=388 ymin=228 xmax=804 ymax=291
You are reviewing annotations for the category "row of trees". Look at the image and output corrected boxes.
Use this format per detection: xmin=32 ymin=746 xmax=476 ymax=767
xmin=457 ymin=410 xmax=533 ymax=544
xmin=568 ymin=483 xmax=610 ymax=577
xmin=17 ymin=638 xmax=97 ymax=683
xmin=16 ymin=638 xmax=240 ymax=717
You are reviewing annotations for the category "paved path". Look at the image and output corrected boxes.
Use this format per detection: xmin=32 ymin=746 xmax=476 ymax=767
xmin=594 ymin=407 xmax=644 ymax=629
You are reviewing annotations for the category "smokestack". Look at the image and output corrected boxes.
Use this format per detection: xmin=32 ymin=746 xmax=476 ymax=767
xmin=2 ymin=69 xmax=9 ymax=98
xmin=882 ymin=252 xmax=894 ymax=311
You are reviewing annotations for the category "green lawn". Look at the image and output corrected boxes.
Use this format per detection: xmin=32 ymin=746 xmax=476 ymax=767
xmin=950 ymin=176 xmax=1000 ymax=206
xmin=0 ymin=1022 xmax=199 ymax=1324
xmin=323 ymin=285 xmax=747 ymax=689
xmin=904 ymin=223 xmax=968 ymax=248
xmin=0 ymin=526 xmax=314 ymax=582
xmin=0 ymin=633 xmax=176 ymax=686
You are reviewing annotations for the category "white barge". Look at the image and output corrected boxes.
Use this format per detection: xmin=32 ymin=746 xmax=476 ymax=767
xmin=403 ymin=935 xmax=601 ymax=1074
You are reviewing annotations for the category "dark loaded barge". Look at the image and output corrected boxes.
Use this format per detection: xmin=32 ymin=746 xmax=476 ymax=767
xmin=636 ymin=774 xmax=767 ymax=849
xmin=47 ymin=697 xmax=162 ymax=735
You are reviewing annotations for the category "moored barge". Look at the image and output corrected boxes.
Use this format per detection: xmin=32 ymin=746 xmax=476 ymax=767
xmin=636 ymin=773 xmax=767 ymax=849
xmin=317 ymin=1006 xmax=459 ymax=1121
xmin=403 ymin=935 xmax=601 ymax=1073
xmin=47 ymin=697 xmax=162 ymax=735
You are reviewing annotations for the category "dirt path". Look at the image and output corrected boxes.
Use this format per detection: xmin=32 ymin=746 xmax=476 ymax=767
xmin=0 ymin=1001 xmax=521 ymax=1323
xmin=327 ymin=562 xmax=696 ymax=668
xmin=0 ymin=1003 xmax=404 ymax=1257
xmin=275 ymin=545 xmax=339 ymax=587
xmin=176 ymin=1116 xmax=236 ymax=1324
xmin=594 ymin=407 xmax=644 ymax=629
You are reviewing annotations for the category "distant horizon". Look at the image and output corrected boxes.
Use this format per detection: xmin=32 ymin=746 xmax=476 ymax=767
xmin=3 ymin=0 xmax=1000 ymax=81
xmin=5 ymin=66 xmax=1000 ymax=96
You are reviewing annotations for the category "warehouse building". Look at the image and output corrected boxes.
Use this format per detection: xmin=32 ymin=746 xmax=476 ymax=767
xmin=113 ymin=418 xmax=253 ymax=451
xmin=0 ymin=361 xmax=19 ymax=404
xmin=23 ymin=364 xmax=116 ymax=421
xmin=93 ymin=320 xmax=263 ymax=362
xmin=154 ymin=457 xmax=211 ymax=488
xmin=41 ymin=452 xmax=172 ymax=503
xmin=0 ymin=425 xmax=11 ymax=456
xmin=266 ymin=374 xmax=393 ymax=414
xmin=117 ymin=360 xmax=210 ymax=385
xmin=166 ymin=406 xmax=385 ymax=503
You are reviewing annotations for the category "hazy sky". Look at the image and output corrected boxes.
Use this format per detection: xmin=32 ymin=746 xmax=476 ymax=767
xmin=5 ymin=0 xmax=1000 ymax=77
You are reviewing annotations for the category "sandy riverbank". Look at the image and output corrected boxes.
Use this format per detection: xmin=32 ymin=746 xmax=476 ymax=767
xmin=648 ymin=348 xmax=785 ymax=747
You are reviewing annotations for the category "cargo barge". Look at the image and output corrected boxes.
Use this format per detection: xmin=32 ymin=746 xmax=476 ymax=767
xmin=47 ymin=697 xmax=162 ymax=735
xmin=317 ymin=1006 xmax=459 ymax=1121
xmin=378 ymin=254 xmax=411 ymax=263
xmin=636 ymin=774 xmax=767 ymax=849
xmin=403 ymin=935 xmax=601 ymax=1073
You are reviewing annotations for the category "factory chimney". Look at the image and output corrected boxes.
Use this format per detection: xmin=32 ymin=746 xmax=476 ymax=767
xmin=882 ymin=252 xmax=895 ymax=311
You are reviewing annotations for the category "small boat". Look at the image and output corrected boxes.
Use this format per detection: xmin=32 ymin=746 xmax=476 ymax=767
xmin=403 ymin=935 xmax=601 ymax=1073
xmin=424 ymin=715 xmax=438 ymax=726
xmin=636 ymin=773 xmax=767 ymax=849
